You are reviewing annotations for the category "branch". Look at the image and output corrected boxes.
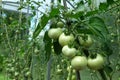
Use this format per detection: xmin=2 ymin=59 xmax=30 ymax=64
xmin=66 ymin=0 xmax=75 ymax=9
xmin=46 ymin=56 xmax=53 ymax=80
xmin=63 ymin=0 xmax=67 ymax=10
xmin=4 ymin=24 xmax=15 ymax=54
xmin=76 ymin=70 xmax=81 ymax=80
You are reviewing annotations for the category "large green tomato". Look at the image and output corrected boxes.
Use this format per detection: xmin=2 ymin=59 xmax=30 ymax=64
xmin=62 ymin=45 xmax=77 ymax=58
xmin=79 ymin=35 xmax=93 ymax=47
xmin=48 ymin=28 xmax=62 ymax=39
xmin=71 ymin=56 xmax=87 ymax=70
xmin=59 ymin=33 xmax=74 ymax=46
xmin=87 ymin=54 xmax=104 ymax=70
xmin=57 ymin=21 xmax=64 ymax=28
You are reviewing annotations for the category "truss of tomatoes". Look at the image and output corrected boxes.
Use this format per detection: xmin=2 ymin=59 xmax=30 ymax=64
xmin=48 ymin=21 xmax=104 ymax=71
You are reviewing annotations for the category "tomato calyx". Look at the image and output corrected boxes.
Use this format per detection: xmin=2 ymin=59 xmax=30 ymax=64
xmin=78 ymin=34 xmax=93 ymax=47
xmin=87 ymin=54 xmax=104 ymax=70
xmin=89 ymin=53 xmax=97 ymax=59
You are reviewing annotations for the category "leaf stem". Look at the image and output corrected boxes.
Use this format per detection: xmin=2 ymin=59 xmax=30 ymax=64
xmin=76 ymin=71 xmax=81 ymax=80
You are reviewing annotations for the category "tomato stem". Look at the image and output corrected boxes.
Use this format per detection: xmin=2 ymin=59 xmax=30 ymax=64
xmin=82 ymin=48 xmax=89 ymax=57
xmin=76 ymin=70 xmax=81 ymax=80
xmin=98 ymin=69 xmax=108 ymax=80
xmin=46 ymin=56 xmax=53 ymax=80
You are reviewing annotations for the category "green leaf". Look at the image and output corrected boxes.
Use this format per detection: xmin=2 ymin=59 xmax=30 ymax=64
xmin=104 ymin=65 xmax=113 ymax=77
xmin=43 ymin=31 xmax=52 ymax=61
xmin=32 ymin=8 xmax=60 ymax=39
xmin=88 ymin=0 xmax=92 ymax=5
xmin=33 ymin=14 xmax=50 ymax=39
xmin=85 ymin=10 xmax=98 ymax=17
xmin=70 ymin=11 xmax=84 ymax=19
xmin=53 ymin=40 xmax=62 ymax=55
xmin=18 ymin=6 xmax=25 ymax=10
xmin=99 ymin=3 xmax=108 ymax=11
xmin=49 ymin=8 xmax=60 ymax=18
xmin=76 ymin=28 xmax=93 ymax=34
xmin=89 ymin=16 xmax=109 ymax=39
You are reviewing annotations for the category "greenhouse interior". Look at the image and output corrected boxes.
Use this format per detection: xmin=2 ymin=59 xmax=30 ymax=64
xmin=0 ymin=0 xmax=120 ymax=80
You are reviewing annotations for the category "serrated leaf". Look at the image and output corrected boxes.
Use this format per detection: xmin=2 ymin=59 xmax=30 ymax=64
xmin=43 ymin=31 xmax=52 ymax=61
xmin=89 ymin=17 xmax=109 ymax=39
xmin=53 ymin=40 xmax=62 ymax=55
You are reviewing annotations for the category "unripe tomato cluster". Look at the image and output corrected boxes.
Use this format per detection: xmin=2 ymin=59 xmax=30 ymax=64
xmin=48 ymin=21 xmax=105 ymax=71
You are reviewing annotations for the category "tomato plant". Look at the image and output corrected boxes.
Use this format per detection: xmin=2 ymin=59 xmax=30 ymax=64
xmin=0 ymin=0 xmax=120 ymax=80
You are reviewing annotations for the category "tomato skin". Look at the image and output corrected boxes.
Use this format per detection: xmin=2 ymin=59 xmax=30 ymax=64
xmin=62 ymin=45 xmax=77 ymax=58
xmin=87 ymin=54 xmax=104 ymax=70
xmin=48 ymin=28 xmax=62 ymax=39
xmin=59 ymin=33 xmax=74 ymax=46
xmin=71 ymin=56 xmax=87 ymax=70
xmin=57 ymin=22 xmax=64 ymax=28
xmin=79 ymin=35 xmax=93 ymax=47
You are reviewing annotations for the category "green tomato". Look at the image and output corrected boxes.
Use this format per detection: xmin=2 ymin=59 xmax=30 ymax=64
xmin=71 ymin=56 xmax=87 ymax=70
xmin=59 ymin=33 xmax=74 ymax=46
xmin=56 ymin=69 xmax=63 ymax=75
xmin=57 ymin=21 xmax=64 ymax=28
xmin=87 ymin=54 xmax=104 ymax=70
xmin=14 ymin=72 xmax=19 ymax=77
xmin=79 ymin=35 xmax=93 ymax=47
xmin=48 ymin=28 xmax=62 ymax=39
xmin=71 ymin=75 xmax=77 ymax=80
xmin=67 ymin=66 xmax=72 ymax=72
xmin=62 ymin=45 xmax=77 ymax=58
xmin=25 ymin=71 xmax=31 ymax=77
